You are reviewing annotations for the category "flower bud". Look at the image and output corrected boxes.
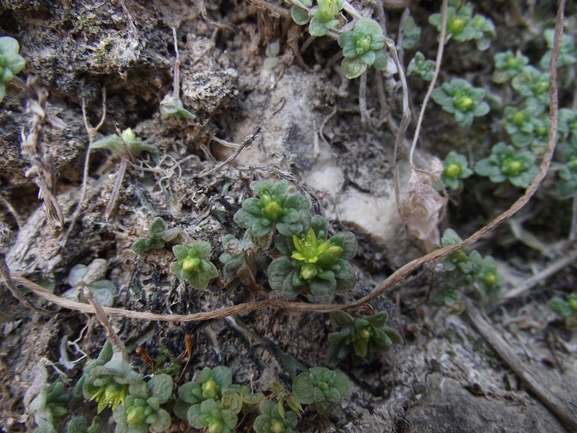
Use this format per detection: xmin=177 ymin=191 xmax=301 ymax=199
xmin=271 ymin=419 xmax=285 ymax=433
xmin=127 ymin=405 xmax=146 ymax=425
xmin=300 ymin=263 xmax=319 ymax=280
xmin=122 ymin=128 xmax=136 ymax=143
xmin=202 ymin=379 xmax=218 ymax=399
xmin=444 ymin=163 xmax=461 ymax=179
xmin=182 ymin=256 xmax=200 ymax=271
xmin=263 ymin=201 xmax=283 ymax=220
xmin=318 ymin=245 xmax=343 ymax=264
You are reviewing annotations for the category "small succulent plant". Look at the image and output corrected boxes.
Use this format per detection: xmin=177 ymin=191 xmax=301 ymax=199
xmin=308 ymin=0 xmax=343 ymax=37
xmin=504 ymin=106 xmax=537 ymax=147
xmin=264 ymin=42 xmax=281 ymax=69
xmin=324 ymin=311 xmax=403 ymax=367
xmin=0 ymin=36 xmax=26 ymax=103
xmin=493 ymin=50 xmax=529 ymax=83
xmin=548 ymin=293 xmax=577 ymax=330
xmin=402 ymin=15 xmax=421 ymax=49
xmin=431 ymin=78 xmax=490 ymax=128
xmin=407 ymin=51 xmax=435 ymax=81
xmin=131 ymin=217 xmax=181 ymax=254
xmin=268 ymin=215 xmax=358 ymax=303
xmin=540 ymin=28 xmax=577 ymax=70
xmin=441 ymin=151 xmax=473 ymax=191
xmin=171 ymin=241 xmax=219 ymax=290
xmin=474 ymin=142 xmax=539 ymax=188
xmin=62 ymin=259 xmax=116 ymax=308
xmin=511 ymin=66 xmax=550 ymax=107
xmin=233 ymin=180 xmax=311 ymax=248
xmin=219 ymin=233 xmax=265 ymax=293
xmin=469 ymin=251 xmax=504 ymax=299
xmin=91 ymin=128 xmax=159 ymax=162
xmin=253 ymin=400 xmax=298 ymax=433
xmin=338 ymin=18 xmax=387 ymax=80
xmin=159 ymin=94 xmax=195 ymax=120
xmin=470 ymin=13 xmax=495 ymax=50
xmin=557 ymin=146 xmax=577 ymax=199
xmin=441 ymin=229 xmax=473 ymax=274
xmin=429 ymin=2 xmax=476 ymax=42
xmin=112 ymin=375 xmax=173 ymax=433
xmin=27 ymin=366 xmax=71 ymax=433
xmin=292 ymin=367 xmax=351 ymax=413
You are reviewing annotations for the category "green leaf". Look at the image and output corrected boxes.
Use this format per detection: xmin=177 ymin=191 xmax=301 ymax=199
xmin=291 ymin=6 xmax=310 ymax=25
xmin=292 ymin=373 xmax=314 ymax=404
xmin=341 ymin=57 xmax=367 ymax=79
xmin=268 ymin=257 xmax=294 ymax=291
xmin=148 ymin=374 xmax=173 ymax=403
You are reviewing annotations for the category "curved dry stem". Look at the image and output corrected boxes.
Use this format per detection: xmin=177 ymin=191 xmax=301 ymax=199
xmin=409 ymin=0 xmax=447 ymax=169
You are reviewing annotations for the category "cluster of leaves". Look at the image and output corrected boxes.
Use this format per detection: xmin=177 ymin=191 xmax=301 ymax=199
xmin=431 ymin=229 xmax=504 ymax=313
xmin=0 ymin=36 xmax=26 ymax=103
xmin=91 ymin=128 xmax=159 ymax=163
xmin=324 ymin=311 xmax=403 ymax=367
xmin=431 ymin=78 xmax=490 ymax=129
xmin=407 ymin=52 xmax=435 ymax=82
xmin=171 ymin=241 xmax=220 ymax=290
xmin=291 ymin=367 xmax=351 ymax=414
xmin=440 ymin=151 xmax=473 ymax=192
xmin=547 ymin=293 xmax=577 ymax=330
xmin=429 ymin=0 xmax=495 ymax=51
xmin=268 ymin=215 xmax=358 ymax=303
xmin=61 ymin=259 xmax=117 ymax=308
xmin=219 ymin=233 xmax=266 ymax=294
xmin=131 ymin=217 xmax=181 ymax=254
xmin=264 ymin=42 xmax=281 ymax=69
xmin=474 ymin=142 xmax=539 ymax=189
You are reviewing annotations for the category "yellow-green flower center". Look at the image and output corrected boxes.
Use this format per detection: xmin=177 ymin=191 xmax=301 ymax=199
xmin=357 ymin=36 xmax=371 ymax=53
xmin=512 ymin=111 xmax=525 ymax=126
xmin=449 ymin=18 xmax=466 ymax=34
xmin=260 ymin=192 xmax=284 ymax=220
xmin=534 ymin=81 xmax=549 ymax=94
xmin=569 ymin=298 xmax=577 ymax=311
xmin=127 ymin=405 xmax=146 ymax=425
xmin=456 ymin=96 xmax=474 ymax=111
xmin=300 ymin=263 xmax=319 ymax=280
xmin=359 ymin=327 xmax=371 ymax=340
xmin=182 ymin=256 xmax=200 ymax=271
xmin=208 ymin=421 xmax=224 ymax=433
xmin=483 ymin=273 xmax=496 ymax=286
xmin=202 ymin=379 xmax=218 ymax=399
xmin=292 ymin=228 xmax=330 ymax=264
xmin=271 ymin=419 xmax=285 ymax=433
xmin=445 ymin=163 xmax=461 ymax=179
xmin=507 ymin=160 xmax=522 ymax=175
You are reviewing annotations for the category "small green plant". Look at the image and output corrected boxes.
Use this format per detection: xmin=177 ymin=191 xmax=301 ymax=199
xmin=159 ymin=95 xmax=195 ymax=120
xmin=219 ymin=233 xmax=265 ymax=293
xmin=74 ymin=341 xmax=144 ymax=415
xmin=493 ymin=50 xmax=529 ymax=83
xmin=233 ymin=180 xmax=311 ymax=248
xmin=441 ymin=151 xmax=473 ymax=192
xmin=469 ymin=251 xmax=503 ymax=299
xmin=188 ymin=399 xmax=237 ymax=433
xmin=338 ymin=18 xmax=387 ymax=80
xmin=324 ymin=310 xmax=403 ymax=367
xmin=268 ymin=215 xmax=358 ymax=303
xmin=429 ymin=2 xmax=476 ymax=42
xmin=26 ymin=366 xmax=71 ymax=433
xmin=441 ymin=229 xmax=473 ymax=274
xmin=0 ymin=36 xmax=26 ymax=103
xmin=504 ymin=106 xmax=537 ymax=148
xmin=474 ymin=142 xmax=539 ymax=188
xmin=264 ymin=42 xmax=281 ymax=69
xmin=61 ymin=259 xmax=116 ymax=308
xmin=540 ymin=28 xmax=577 ymax=71
xmin=470 ymin=14 xmax=495 ymax=51
xmin=291 ymin=367 xmax=351 ymax=413
xmin=402 ymin=15 xmax=421 ymax=49
xmin=91 ymin=128 xmax=159 ymax=162
xmin=559 ymin=108 xmax=577 ymax=146
xmin=557 ymin=146 xmax=577 ymax=199
xmin=112 ymin=375 xmax=173 ymax=433
xmin=511 ymin=66 xmax=550 ymax=108
xmin=267 ymin=381 xmax=304 ymax=419
xmin=253 ymin=400 xmax=298 ymax=433
xmin=309 ymin=0 xmax=343 ymax=37
xmin=431 ymin=78 xmax=490 ymax=128
xmin=407 ymin=52 xmax=435 ymax=81
xmin=171 ymin=241 xmax=219 ymax=290
xmin=548 ymin=293 xmax=577 ymax=330
xmin=131 ymin=217 xmax=181 ymax=254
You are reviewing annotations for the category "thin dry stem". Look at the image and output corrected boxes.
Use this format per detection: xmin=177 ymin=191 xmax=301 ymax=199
xmin=82 ymin=286 xmax=125 ymax=354
xmin=409 ymin=0 xmax=447 ymax=169
xmin=195 ymin=127 xmax=262 ymax=179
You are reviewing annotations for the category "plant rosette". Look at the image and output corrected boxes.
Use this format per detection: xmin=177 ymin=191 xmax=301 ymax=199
xmin=324 ymin=311 xmax=403 ymax=366
xmin=309 ymin=0 xmax=343 ymax=37
xmin=504 ymin=106 xmax=537 ymax=147
xmin=429 ymin=3 xmax=476 ymax=42
xmin=548 ymin=293 xmax=577 ymax=330
xmin=112 ymin=375 xmax=173 ymax=433
xmin=338 ymin=18 xmax=387 ymax=80
xmin=474 ymin=142 xmax=539 ymax=188
xmin=511 ymin=66 xmax=550 ymax=107
xmin=171 ymin=241 xmax=219 ymax=290
xmin=431 ymin=78 xmax=490 ymax=129
xmin=469 ymin=251 xmax=503 ymax=299
xmin=0 ymin=36 xmax=26 ymax=102
xmin=441 ymin=151 xmax=473 ymax=191
xmin=91 ymin=128 xmax=159 ymax=163
xmin=268 ymin=215 xmax=358 ymax=303
xmin=493 ymin=50 xmax=529 ymax=83
xmin=292 ymin=367 xmax=351 ymax=414
xmin=407 ymin=51 xmax=435 ymax=81
xmin=233 ymin=180 xmax=311 ymax=248
xmin=253 ymin=400 xmax=298 ymax=433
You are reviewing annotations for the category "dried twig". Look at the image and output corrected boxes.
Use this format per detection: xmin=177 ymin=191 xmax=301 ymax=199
xmin=464 ymin=298 xmax=577 ymax=433
xmin=195 ymin=126 xmax=262 ymax=179
xmin=21 ymin=78 xmax=65 ymax=228
xmin=60 ymin=89 xmax=107 ymax=247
